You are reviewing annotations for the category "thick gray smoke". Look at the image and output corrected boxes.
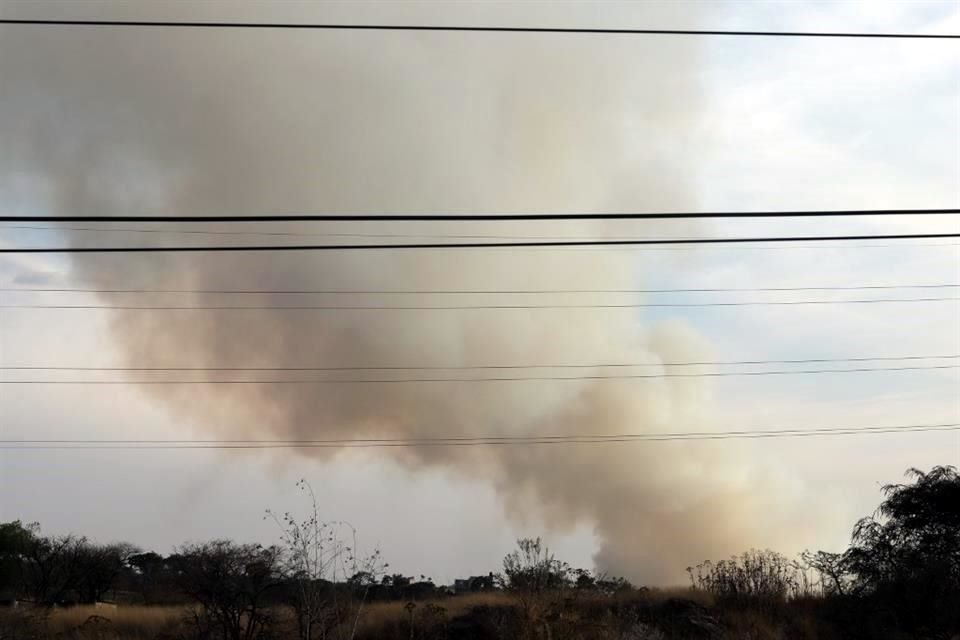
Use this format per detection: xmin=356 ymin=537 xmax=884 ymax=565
xmin=0 ymin=3 xmax=821 ymax=583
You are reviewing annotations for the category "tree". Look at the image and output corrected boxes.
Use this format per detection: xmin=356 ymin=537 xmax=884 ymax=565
xmin=502 ymin=538 xmax=571 ymax=638
xmin=128 ymin=551 xmax=171 ymax=604
xmin=380 ymin=574 xmax=411 ymax=588
xmin=800 ymin=550 xmax=849 ymax=596
xmin=74 ymin=542 xmax=139 ymax=603
xmin=20 ymin=533 xmax=88 ymax=605
xmin=839 ymin=465 xmax=959 ymax=633
xmin=3 ymin=523 xmax=140 ymax=606
xmin=172 ymin=540 xmax=282 ymax=640
xmin=502 ymin=538 xmax=570 ymax=594
xmin=267 ymin=480 xmax=385 ymax=640
xmin=570 ymin=568 xmax=632 ymax=596
xmin=0 ymin=521 xmax=38 ymax=599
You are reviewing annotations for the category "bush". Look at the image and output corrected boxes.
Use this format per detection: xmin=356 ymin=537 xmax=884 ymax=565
xmin=687 ymin=549 xmax=805 ymax=608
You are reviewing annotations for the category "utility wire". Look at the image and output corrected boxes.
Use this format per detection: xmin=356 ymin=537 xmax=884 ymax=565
xmin=5 ymin=297 xmax=958 ymax=310
xmin=3 ymin=364 xmax=958 ymax=384
xmin=5 ymin=224 xmax=959 ymax=251
xmin=3 ymin=224 xmax=599 ymax=241
xmin=4 ymin=354 xmax=957 ymax=372
xmin=4 ymin=284 xmax=957 ymax=295
xmin=0 ymin=19 xmax=957 ymax=39
xmin=2 ymin=208 xmax=958 ymax=223
xmin=5 ymin=233 xmax=960 ymax=253
xmin=8 ymin=423 xmax=958 ymax=444
xmin=3 ymin=424 xmax=958 ymax=450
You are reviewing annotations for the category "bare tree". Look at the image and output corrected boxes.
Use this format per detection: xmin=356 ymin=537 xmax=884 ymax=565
xmin=800 ymin=550 xmax=849 ymax=596
xmin=171 ymin=540 xmax=282 ymax=640
xmin=267 ymin=480 xmax=385 ymax=640
xmin=21 ymin=533 xmax=87 ymax=605
xmin=75 ymin=542 xmax=139 ymax=603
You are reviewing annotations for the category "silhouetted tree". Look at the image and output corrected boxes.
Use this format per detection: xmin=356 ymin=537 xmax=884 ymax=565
xmin=128 ymin=551 xmax=173 ymax=604
xmin=502 ymin=538 xmax=570 ymax=593
xmin=0 ymin=521 xmax=38 ymax=599
xmin=20 ymin=533 xmax=90 ymax=605
xmin=800 ymin=550 xmax=849 ymax=596
xmin=172 ymin=540 xmax=282 ymax=640
xmin=74 ymin=542 xmax=139 ymax=603
xmin=502 ymin=538 xmax=571 ymax=638
xmin=381 ymin=574 xmax=411 ymax=588
xmin=267 ymin=480 xmax=385 ymax=639
xmin=840 ymin=465 xmax=959 ymax=634
xmin=688 ymin=549 xmax=804 ymax=607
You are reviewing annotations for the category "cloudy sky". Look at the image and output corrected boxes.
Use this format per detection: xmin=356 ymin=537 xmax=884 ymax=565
xmin=0 ymin=0 xmax=958 ymax=585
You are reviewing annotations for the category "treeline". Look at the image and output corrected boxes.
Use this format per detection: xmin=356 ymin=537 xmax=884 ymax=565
xmin=0 ymin=532 xmax=445 ymax=608
xmin=0 ymin=465 xmax=957 ymax=640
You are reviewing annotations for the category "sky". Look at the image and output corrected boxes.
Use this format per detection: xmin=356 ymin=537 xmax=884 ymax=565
xmin=0 ymin=0 xmax=958 ymax=585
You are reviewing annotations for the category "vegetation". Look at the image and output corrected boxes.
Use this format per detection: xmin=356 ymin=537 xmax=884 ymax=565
xmin=0 ymin=465 xmax=955 ymax=639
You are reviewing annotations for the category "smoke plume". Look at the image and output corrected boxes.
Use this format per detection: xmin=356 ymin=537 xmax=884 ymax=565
xmin=0 ymin=3 xmax=820 ymax=583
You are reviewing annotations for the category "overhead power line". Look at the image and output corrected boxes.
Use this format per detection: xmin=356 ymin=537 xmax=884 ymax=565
xmin=5 ymin=297 xmax=958 ymax=310
xmin=0 ymin=18 xmax=956 ymax=39
xmin=5 ymin=232 xmax=960 ymax=253
xmin=8 ymin=423 xmax=959 ymax=444
xmin=3 ymin=423 xmax=958 ymax=450
xmin=1 ymin=208 xmax=957 ymax=223
xmin=4 ymin=354 xmax=957 ymax=373
xmin=4 ymin=283 xmax=957 ymax=295
xmin=5 ymin=224 xmax=960 ymax=251
xmin=4 ymin=224 xmax=613 ymax=242
xmin=3 ymin=363 xmax=957 ymax=384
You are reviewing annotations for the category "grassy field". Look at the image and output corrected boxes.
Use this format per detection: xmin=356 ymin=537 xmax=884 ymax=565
xmin=29 ymin=604 xmax=187 ymax=639
xmin=1 ymin=588 xmax=796 ymax=640
xmin=0 ymin=587 xmax=928 ymax=639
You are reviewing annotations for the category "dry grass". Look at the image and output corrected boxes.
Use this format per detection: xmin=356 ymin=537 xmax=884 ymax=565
xmin=639 ymin=586 xmax=715 ymax=607
xmin=42 ymin=604 xmax=188 ymax=638
xmin=358 ymin=591 xmax=513 ymax=630
xmin=5 ymin=589 xmax=735 ymax=639
xmin=355 ymin=589 xmax=719 ymax=639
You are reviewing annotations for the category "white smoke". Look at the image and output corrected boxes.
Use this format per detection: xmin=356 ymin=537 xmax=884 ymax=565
xmin=0 ymin=3 xmax=823 ymax=583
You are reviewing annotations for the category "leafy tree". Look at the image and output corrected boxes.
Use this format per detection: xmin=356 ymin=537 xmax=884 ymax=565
xmin=572 ymin=568 xmax=595 ymax=590
xmin=128 ymin=551 xmax=172 ymax=604
xmin=502 ymin=537 xmax=571 ymax=638
xmin=571 ymin=568 xmax=632 ymax=596
xmin=380 ymin=574 xmax=411 ymax=588
xmin=840 ymin=465 xmax=959 ymax=633
xmin=3 ymin=523 xmax=140 ymax=605
xmin=502 ymin=538 xmax=570 ymax=593
xmin=347 ymin=571 xmax=377 ymax=588
xmin=0 ymin=521 xmax=38 ymax=598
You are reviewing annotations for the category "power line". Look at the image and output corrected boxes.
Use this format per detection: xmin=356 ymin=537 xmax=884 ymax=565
xmin=2 ymin=208 xmax=958 ymax=223
xmin=4 ymin=232 xmax=960 ymax=253
xmin=4 ymin=224 xmax=594 ymax=241
xmin=0 ymin=18 xmax=956 ymax=39
xmin=3 ymin=363 xmax=957 ymax=384
xmin=5 ymin=224 xmax=959 ymax=251
xmin=9 ymin=423 xmax=958 ymax=444
xmin=4 ymin=284 xmax=957 ymax=295
xmin=4 ymin=354 xmax=957 ymax=372
xmin=5 ymin=297 xmax=958 ymax=310
xmin=3 ymin=424 xmax=958 ymax=450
